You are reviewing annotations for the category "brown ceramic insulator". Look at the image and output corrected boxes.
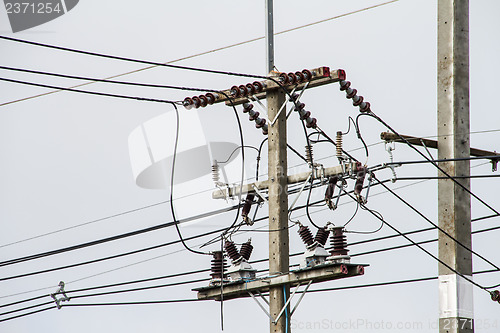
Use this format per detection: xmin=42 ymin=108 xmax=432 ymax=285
xmin=210 ymin=251 xmax=226 ymax=279
xmin=352 ymin=95 xmax=364 ymax=107
xmin=295 ymin=71 xmax=305 ymax=83
xmin=330 ymin=227 xmax=349 ymax=257
xmin=192 ymin=96 xmax=201 ymax=108
xmin=239 ymin=85 xmax=248 ymax=97
xmin=239 ymin=240 xmax=253 ymax=261
xmin=339 ymin=80 xmax=351 ymax=91
xmin=279 ymin=72 xmax=289 ymax=84
xmin=288 ymin=72 xmax=298 ymax=84
xmin=224 ymin=241 xmax=241 ymax=262
xmin=298 ymin=225 xmax=314 ymax=247
xmin=246 ymin=83 xmax=256 ymax=95
xmin=242 ymin=102 xmax=253 ymax=113
xmin=253 ymin=81 xmax=264 ymax=93
xmin=230 ymin=85 xmax=240 ymax=97
xmin=255 ymin=118 xmax=266 ymax=128
xmin=301 ymin=69 xmax=312 ymax=80
xmin=249 ymin=110 xmax=260 ymax=121
xmin=198 ymin=95 xmax=208 ymax=107
xmin=346 ymin=88 xmax=357 ymax=99
xmin=359 ymin=102 xmax=371 ymax=113
xmin=306 ymin=117 xmax=317 ymax=129
xmin=183 ymin=97 xmax=194 ymax=109
xmin=314 ymin=227 xmax=330 ymax=246
xmin=241 ymin=194 xmax=255 ymax=217
xmin=205 ymin=93 xmax=217 ymax=104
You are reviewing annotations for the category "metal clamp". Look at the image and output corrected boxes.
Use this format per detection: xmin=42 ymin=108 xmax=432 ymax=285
xmin=50 ymin=281 xmax=70 ymax=309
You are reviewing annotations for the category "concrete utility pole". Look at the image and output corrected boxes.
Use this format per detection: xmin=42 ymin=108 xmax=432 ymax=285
xmin=265 ymin=1 xmax=290 ymax=332
xmin=437 ymin=1 xmax=474 ymax=332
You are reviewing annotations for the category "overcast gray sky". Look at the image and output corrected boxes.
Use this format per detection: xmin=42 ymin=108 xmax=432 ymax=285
xmin=1 ymin=1 xmax=499 ymax=332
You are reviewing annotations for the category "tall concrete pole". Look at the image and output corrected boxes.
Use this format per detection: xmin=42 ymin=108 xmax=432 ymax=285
xmin=437 ymin=1 xmax=474 ymax=332
xmin=266 ymin=1 xmax=290 ymax=332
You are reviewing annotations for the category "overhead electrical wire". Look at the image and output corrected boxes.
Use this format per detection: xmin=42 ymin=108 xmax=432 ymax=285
xmin=0 ymin=0 xmax=400 ymax=107
xmin=0 ymin=77 xmax=178 ymax=104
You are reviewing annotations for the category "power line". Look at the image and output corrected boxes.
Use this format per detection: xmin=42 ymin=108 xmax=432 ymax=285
xmin=374 ymin=175 xmax=500 ymax=272
xmin=0 ymin=77 xmax=178 ymax=104
xmin=0 ymin=65 xmax=218 ymax=93
xmin=0 ymin=0 xmax=400 ymax=107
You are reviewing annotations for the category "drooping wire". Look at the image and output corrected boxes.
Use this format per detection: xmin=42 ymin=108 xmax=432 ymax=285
xmin=170 ymin=103 xmax=209 ymax=256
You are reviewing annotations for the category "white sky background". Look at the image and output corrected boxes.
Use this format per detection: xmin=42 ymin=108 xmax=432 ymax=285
xmin=1 ymin=0 xmax=499 ymax=332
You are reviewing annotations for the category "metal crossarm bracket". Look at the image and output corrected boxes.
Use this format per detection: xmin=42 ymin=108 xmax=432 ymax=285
xmin=248 ymin=280 xmax=313 ymax=323
xmin=50 ymin=281 xmax=70 ymax=309
xmin=194 ymin=262 xmax=367 ymax=301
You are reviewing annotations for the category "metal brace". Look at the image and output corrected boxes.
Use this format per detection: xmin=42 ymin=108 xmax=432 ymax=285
xmin=50 ymin=281 xmax=70 ymax=309
xmin=252 ymin=184 xmax=268 ymax=204
xmin=271 ymin=86 xmax=298 ymax=126
xmin=247 ymin=280 xmax=313 ymax=324
xmin=286 ymin=81 xmax=310 ymax=120
xmin=385 ymin=141 xmax=398 ymax=183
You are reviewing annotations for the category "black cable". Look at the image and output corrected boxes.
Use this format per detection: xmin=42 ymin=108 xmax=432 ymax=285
xmin=217 ymin=145 xmax=258 ymax=164
xmin=355 ymin=113 xmax=370 ymax=161
xmin=365 ymin=112 xmax=500 ymax=216
xmin=0 ymin=77 xmax=178 ymax=104
xmin=305 ymin=268 xmax=499 ymax=294
xmin=0 ymin=305 xmax=56 ymax=323
xmin=169 ymin=104 xmax=209 ymax=256
xmin=287 ymin=144 xmax=308 ymax=163
xmin=0 ymin=65 xmax=215 ymax=93
xmin=385 ymin=155 xmax=500 ymax=166
xmin=342 ymin=188 xmax=490 ymax=293
xmin=61 ymin=299 xmax=203 ymax=306
xmin=0 ymin=226 xmax=227 ymax=282
xmin=0 ymin=36 xmax=267 ymax=80
xmin=375 ymin=175 xmax=500 ymax=272
xmin=304 ymin=175 xmax=322 ymax=229
xmin=342 ymin=201 xmax=359 ymax=227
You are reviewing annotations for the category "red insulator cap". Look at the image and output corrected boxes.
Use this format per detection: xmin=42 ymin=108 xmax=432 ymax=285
xmin=337 ymin=69 xmax=346 ymax=81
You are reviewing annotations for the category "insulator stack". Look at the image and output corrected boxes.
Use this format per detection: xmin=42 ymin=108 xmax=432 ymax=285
xmin=305 ymin=145 xmax=314 ymax=165
xmin=210 ymin=251 xmax=227 ymax=280
xmin=279 ymin=69 xmax=313 ymax=85
xmin=314 ymin=227 xmax=330 ymax=247
xmin=230 ymin=81 xmax=264 ymax=98
xmin=239 ymin=239 xmax=253 ymax=261
xmin=354 ymin=163 xmax=367 ymax=197
xmin=339 ymin=80 xmax=371 ymax=113
xmin=330 ymin=226 xmax=349 ymax=257
xmin=241 ymin=194 xmax=255 ymax=218
xmin=183 ymin=93 xmax=219 ymax=110
xmin=243 ymin=102 xmax=268 ymax=136
xmin=211 ymin=160 xmax=220 ymax=184
xmin=293 ymin=102 xmax=317 ymax=129
xmin=224 ymin=241 xmax=241 ymax=263
xmin=298 ymin=225 xmax=314 ymax=247
xmin=336 ymin=131 xmax=343 ymax=159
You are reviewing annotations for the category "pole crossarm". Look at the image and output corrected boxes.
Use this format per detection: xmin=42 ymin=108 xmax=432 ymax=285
xmin=381 ymin=132 xmax=499 ymax=165
xmin=193 ymin=263 xmax=367 ymax=301
xmin=181 ymin=67 xmax=345 ymax=109
xmin=212 ymin=162 xmax=358 ymax=199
